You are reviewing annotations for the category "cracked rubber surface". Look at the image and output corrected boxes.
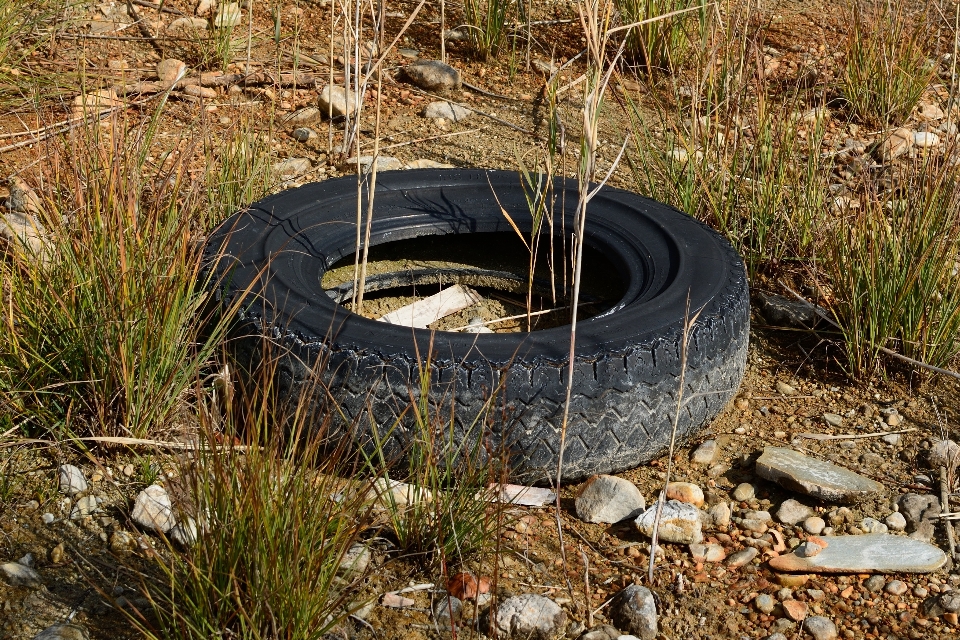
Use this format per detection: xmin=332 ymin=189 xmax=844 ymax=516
xmin=203 ymin=169 xmax=749 ymax=483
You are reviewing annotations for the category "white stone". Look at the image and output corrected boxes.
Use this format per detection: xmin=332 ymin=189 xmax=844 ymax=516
xmin=422 ymin=101 xmax=472 ymax=122
xmin=338 ymin=543 xmax=371 ymax=576
xmin=196 ymin=0 xmax=215 ymax=15
xmin=1 ymin=561 xmax=41 ymax=588
xmin=167 ymin=17 xmax=209 ymax=34
xmin=368 ymin=478 xmax=432 ymax=509
xmin=132 ymin=484 xmax=176 ymax=533
xmin=157 ymin=59 xmax=187 ymax=86
xmin=58 ymin=465 xmax=87 ymax=495
xmin=690 ymin=440 xmax=719 ymax=465
xmin=575 ymin=475 xmax=645 ymax=524
xmin=707 ymin=501 xmax=731 ymax=527
xmin=214 ymin=2 xmax=241 ymax=28
xmin=318 ymin=85 xmax=359 ymax=118
xmin=341 ymin=156 xmax=404 ymax=173
xmin=404 ymin=158 xmax=455 ymax=169
xmin=914 ymin=132 xmax=941 ymax=148
xmin=803 ymin=616 xmax=838 ymax=640
xmin=32 ymin=624 xmax=90 ymax=640
xmin=884 ymin=511 xmax=907 ymax=531
xmin=860 ymin=517 xmax=888 ymax=534
xmin=803 ymin=516 xmax=826 ymax=535
xmin=272 ymin=157 xmax=311 ymax=179
xmin=732 ymin=482 xmax=755 ymax=501
xmin=70 ymin=495 xmax=102 ymax=519
xmin=634 ymin=500 xmax=703 ymax=544
xmin=184 ymin=85 xmax=217 ymax=99
xmin=170 ymin=517 xmax=199 ymax=547
xmin=777 ymin=499 xmax=814 ymax=526
xmin=929 ymin=440 xmax=960 ymax=470
xmin=491 ymin=594 xmax=566 ymax=639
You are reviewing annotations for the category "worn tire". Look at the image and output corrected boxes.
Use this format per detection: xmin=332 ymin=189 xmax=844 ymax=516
xmin=204 ymin=169 xmax=749 ymax=483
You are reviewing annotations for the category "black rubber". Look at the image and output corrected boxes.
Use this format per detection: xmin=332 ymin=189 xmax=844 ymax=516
xmin=203 ymin=169 xmax=749 ymax=483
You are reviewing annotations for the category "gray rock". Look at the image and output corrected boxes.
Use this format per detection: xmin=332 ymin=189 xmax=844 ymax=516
xmin=32 ymin=624 xmax=90 ymax=640
xmin=422 ymin=101 xmax=473 ymax=122
xmin=707 ymin=501 xmax=731 ymax=528
xmin=1 ymin=561 xmax=41 ymax=588
xmin=689 ymin=542 xmax=725 ymax=562
xmin=881 ymin=433 xmax=901 ymax=446
xmin=860 ymin=517 xmax=888 ymax=534
xmin=42 ymin=513 xmax=55 ymax=524
xmin=156 ymin=58 xmax=186 ymax=86
xmin=491 ymin=594 xmax=566 ymax=639
xmin=922 ymin=591 xmax=960 ymax=616
xmin=170 ymin=517 xmax=199 ymax=547
xmin=58 ymin=464 xmax=87 ymax=495
xmin=166 ymin=17 xmax=209 ymax=34
xmin=214 ymin=2 xmax=241 ymax=28
xmin=1 ymin=203 xmax=48 ymax=256
xmin=929 ymin=439 xmax=960 ymax=470
xmin=609 ymin=585 xmax=657 ymax=640
xmin=755 ymin=447 xmax=884 ymax=503
xmin=402 ymin=60 xmax=461 ymax=91
xmin=31 ymin=624 xmax=90 ymax=640
xmin=755 ymin=593 xmax=775 ymax=613
xmin=433 ymin=595 xmax=462 ymax=626
xmin=768 ymin=534 xmax=947 ymax=574
xmin=634 ymin=500 xmax=702 ymax=544
xmin=803 ymin=516 xmax=825 ymax=535
xmin=726 ymin=547 xmax=758 ymax=568
xmin=273 ymin=157 xmax=312 ymax=179
xmin=284 ymin=106 xmax=322 ymax=125
xmin=732 ymin=482 xmax=756 ymax=501
xmin=17 ymin=553 xmax=33 ymax=567
xmin=863 ymin=575 xmax=885 ymax=592
xmin=803 ymin=616 xmax=838 ymax=640
xmin=884 ymin=511 xmax=907 ymax=531
xmin=577 ymin=625 xmax=620 ymax=640
xmin=70 ymin=495 xmax=102 ymax=519
xmin=341 ymin=156 xmax=403 ymax=173
xmin=338 ymin=543 xmax=371 ymax=576
xmin=776 ymin=499 xmax=814 ymax=526
xmin=757 ymin=292 xmax=820 ymax=328
xmin=291 ymin=127 xmax=316 ymax=142
xmin=885 ymin=580 xmax=907 ymax=596
xmin=898 ymin=493 xmax=940 ymax=542
xmin=822 ymin=413 xmax=842 ymax=427
xmin=318 ymin=85 xmax=358 ymax=118
xmin=132 ymin=484 xmax=176 ymax=533
xmin=765 ymin=634 xmax=788 ymax=640
xmin=575 ymin=475 xmax=645 ymax=524
xmin=690 ymin=440 xmax=719 ymax=465
xmin=915 ymin=132 xmax=940 ymax=148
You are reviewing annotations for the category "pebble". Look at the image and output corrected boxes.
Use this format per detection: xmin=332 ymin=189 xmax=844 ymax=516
xmin=803 ymin=516 xmax=826 ymax=535
xmin=609 ymin=585 xmax=658 ymax=640
xmin=726 ymin=547 xmax=758 ymax=568
xmin=914 ymin=585 xmax=929 ymax=597
xmin=823 ymin=413 xmax=843 ymax=427
xmin=863 ymin=575 xmax=885 ymax=592
xmin=196 ymin=0 xmax=215 ymax=15
xmin=756 ymin=447 xmax=883 ymax=502
xmin=690 ymin=440 xmax=719 ymax=465
xmin=214 ymin=2 xmax=242 ymax=28
xmin=732 ymin=482 xmax=756 ymax=501
xmin=782 ymin=599 xmax=808 ymax=621
xmin=132 ymin=484 xmax=176 ymax=533
xmin=422 ymin=101 xmax=472 ymax=122
xmin=32 ymin=624 xmax=90 ymax=640
xmin=665 ymin=482 xmax=704 ymax=507
xmin=898 ymin=493 xmax=940 ymax=542
xmin=707 ymin=501 xmax=731 ymax=527
xmin=881 ymin=433 xmax=901 ymax=445
xmin=184 ymin=85 xmax=217 ymax=99
xmin=575 ymin=475 xmax=646 ymax=524
xmin=291 ymin=127 xmax=316 ymax=142
xmin=284 ymin=106 xmax=321 ymax=125
xmin=338 ymin=542 xmax=371 ymax=576
xmin=1 ymin=561 xmax=42 ymax=588
xmin=167 ymin=16 xmax=209 ymax=34
xmin=765 ymin=634 xmax=788 ymax=640
xmin=156 ymin=59 xmax=186 ymax=86
xmin=170 ymin=517 xmax=199 ymax=547
xmin=58 ymin=464 xmax=87 ymax=495
xmin=433 ymin=595 xmax=462 ymax=626
xmin=795 ymin=541 xmax=824 ymax=558
xmin=914 ymin=131 xmax=941 ymax=148
xmin=122 ymin=464 xmax=134 ymax=477
xmin=769 ymin=533 xmax=947 ymax=573
xmin=755 ymin=593 xmax=775 ymax=613
xmin=803 ymin=616 xmax=838 ymax=640
xmin=71 ymin=89 xmax=123 ymax=117
xmin=776 ymin=381 xmax=797 ymax=396
xmin=42 ymin=513 xmax=55 ymax=524
xmin=341 ymin=156 xmax=403 ymax=173
xmin=368 ymin=478 xmax=432 ymax=508
xmin=689 ymin=543 xmax=726 ymax=563
xmin=885 ymin=580 xmax=908 ymax=595
xmin=777 ymin=499 xmax=814 ymax=526
xmin=880 ymin=127 xmax=915 ymax=161
xmin=491 ymin=594 xmax=566 ymax=639
xmin=318 ymin=85 xmax=359 ymax=118
xmin=272 ymin=157 xmax=312 ymax=179
xmin=860 ymin=517 xmax=888 ymax=534
xmin=70 ymin=495 xmax=102 ymax=519
xmin=928 ymin=440 xmax=960 ymax=470
xmin=634 ymin=500 xmax=703 ymax=544
xmin=49 ymin=543 xmax=64 ymax=564
xmin=402 ymin=60 xmax=461 ymax=91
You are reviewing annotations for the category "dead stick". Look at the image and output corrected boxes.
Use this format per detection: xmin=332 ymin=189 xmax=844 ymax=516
xmin=795 ymin=428 xmax=917 ymax=441
xmin=942 ymin=466 xmax=957 ymax=560
xmin=379 ymin=126 xmax=486 ymax=150
xmin=131 ymin=0 xmax=186 ymax=15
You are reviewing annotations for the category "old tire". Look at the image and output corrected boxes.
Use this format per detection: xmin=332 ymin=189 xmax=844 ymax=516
xmin=203 ymin=169 xmax=749 ymax=483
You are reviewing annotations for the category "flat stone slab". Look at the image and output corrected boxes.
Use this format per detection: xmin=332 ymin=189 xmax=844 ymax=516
xmin=769 ymin=534 xmax=947 ymax=574
xmin=756 ymin=447 xmax=883 ymax=503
